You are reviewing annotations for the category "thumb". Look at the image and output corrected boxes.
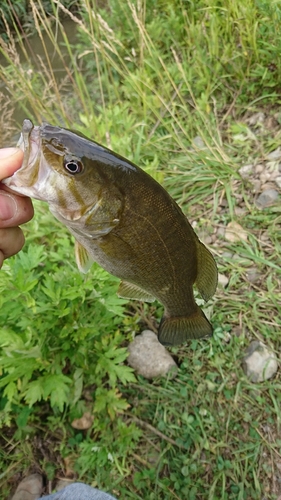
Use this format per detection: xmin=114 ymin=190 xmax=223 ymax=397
xmin=0 ymin=148 xmax=24 ymax=180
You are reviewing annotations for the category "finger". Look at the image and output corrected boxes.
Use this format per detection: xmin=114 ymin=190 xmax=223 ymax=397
xmin=0 ymin=226 xmax=25 ymax=268
xmin=0 ymin=190 xmax=34 ymax=228
xmin=0 ymin=148 xmax=24 ymax=180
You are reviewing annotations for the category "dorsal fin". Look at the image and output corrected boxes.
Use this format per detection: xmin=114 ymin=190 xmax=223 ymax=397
xmin=195 ymin=240 xmax=218 ymax=301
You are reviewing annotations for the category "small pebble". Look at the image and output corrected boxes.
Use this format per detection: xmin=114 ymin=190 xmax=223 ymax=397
xmin=251 ymin=179 xmax=261 ymax=193
xmin=218 ymin=273 xmax=229 ymax=288
xmin=260 ymin=171 xmax=271 ymax=184
xmin=275 ymin=176 xmax=281 ymax=188
xmin=246 ymin=267 xmax=261 ymax=284
xmin=239 ymin=164 xmax=254 ymax=179
xmin=266 ymin=147 xmax=281 ymax=161
xmin=234 ymin=207 xmax=247 ymax=217
xmin=56 ymin=479 xmax=75 ymax=492
xmin=225 ymin=221 xmax=248 ymax=242
xmin=255 ymin=188 xmax=279 ymax=208
xmin=128 ymin=330 xmax=178 ymax=379
xmin=255 ymin=164 xmax=264 ymax=175
xmin=216 ymin=227 xmax=225 ymax=238
xmin=260 ymin=182 xmax=277 ymax=191
xmin=71 ymin=412 xmax=94 ymax=430
xmin=247 ymin=112 xmax=265 ymax=126
xmin=192 ymin=136 xmax=206 ymax=150
xmin=203 ymin=235 xmax=213 ymax=245
xmin=242 ymin=341 xmax=278 ymax=382
xmin=221 ymin=251 xmax=234 ymax=259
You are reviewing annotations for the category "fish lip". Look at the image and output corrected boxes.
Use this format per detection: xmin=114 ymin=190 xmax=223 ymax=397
xmin=2 ymin=119 xmax=42 ymax=193
xmin=19 ymin=119 xmax=40 ymax=169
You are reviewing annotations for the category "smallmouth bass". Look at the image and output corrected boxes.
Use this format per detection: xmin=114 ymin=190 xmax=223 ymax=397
xmin=3 ymin=119 xmax=218 ymax=346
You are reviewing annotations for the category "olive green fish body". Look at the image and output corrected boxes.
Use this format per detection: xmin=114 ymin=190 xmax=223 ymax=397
xmin=3 ymin=120 xmax=217 ymax=346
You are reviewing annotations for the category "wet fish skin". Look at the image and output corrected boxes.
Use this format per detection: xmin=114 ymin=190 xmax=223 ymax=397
xmin=3 ymin=120 xmax=218 ymax=346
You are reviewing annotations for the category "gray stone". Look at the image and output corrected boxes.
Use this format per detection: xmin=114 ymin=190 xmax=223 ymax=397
xmin=218 ymin=273 xmax=229 ymax=288
xmin=255 ymin=188 xmax=279 ymax=208
xmin=247 ymin=112 xmax=265 ymax=126
xmin=55 ymin=479 xmax=75 ymax=492
xmin=128 ymin=330 xmax=178 ymax=379
xmin=216 ymin=227 xmax=225 ymax=238
xmin=11 ymin=474 xmax=43 ymax=500
xmin=242 ymin=341 xmax=278 ymax=382
xmin=239 ymin=164 xmax=254 ymax=179
xmin=255 ymin=164 xmax=264 ymax=175
xmin=192 ymin=136 xmax=206 ymax=150
xmin=266 ymin=147 xmax=281 ymax=160
xmin=246 ymin=267 xmax=261 ymax=284
xmin=275 ymin=176 xmax=281 ymax=189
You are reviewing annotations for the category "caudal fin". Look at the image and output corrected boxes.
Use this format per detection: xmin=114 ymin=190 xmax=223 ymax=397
xmin=158 ymin=307 xmax=213 ymax=346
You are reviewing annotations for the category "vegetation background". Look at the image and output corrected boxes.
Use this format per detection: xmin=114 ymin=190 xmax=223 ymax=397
xmin=0 ymin=0 xmax=280 ymax=498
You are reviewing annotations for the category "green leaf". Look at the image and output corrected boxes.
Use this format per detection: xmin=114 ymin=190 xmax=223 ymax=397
xmin=24 ymin=380 xmax=44 ymax=406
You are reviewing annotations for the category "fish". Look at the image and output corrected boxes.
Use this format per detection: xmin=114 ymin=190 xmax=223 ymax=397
xmin=3 ymin=119 xmax=218 ymax=346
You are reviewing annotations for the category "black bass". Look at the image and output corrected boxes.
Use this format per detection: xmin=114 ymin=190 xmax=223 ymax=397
xmin=3 ymin=119 xmax=217 ymax=346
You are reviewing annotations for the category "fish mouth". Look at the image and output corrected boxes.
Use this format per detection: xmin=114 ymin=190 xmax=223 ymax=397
xmin=3 ymin=119 xmax=44 ymax=197
xmin=16 ymin=119 xmax=41 ymax=178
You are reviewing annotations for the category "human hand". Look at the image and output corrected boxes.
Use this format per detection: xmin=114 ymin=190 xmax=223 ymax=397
xmin=0 ymin=148 xmax=34 ymax=268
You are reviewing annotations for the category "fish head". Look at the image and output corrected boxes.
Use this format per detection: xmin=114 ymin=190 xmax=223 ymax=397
xmin=3 ymin=119 xmax=123 ymax=237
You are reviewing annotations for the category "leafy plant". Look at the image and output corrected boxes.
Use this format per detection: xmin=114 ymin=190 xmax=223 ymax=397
xmin=0 ymin=204 xmax=136 ymax=425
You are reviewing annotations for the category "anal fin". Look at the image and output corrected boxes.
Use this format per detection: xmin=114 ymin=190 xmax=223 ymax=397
xmin=117 ymin=281 xmax=155 ymax=302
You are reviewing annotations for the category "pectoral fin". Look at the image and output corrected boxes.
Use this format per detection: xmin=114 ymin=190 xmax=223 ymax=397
xmin=117 ymin=281 xmax=155 ymax=302
xmin=195 ymin=240 xmax=218 ymax=301
xmin=75 ymin=240 xmax=94 ymax=273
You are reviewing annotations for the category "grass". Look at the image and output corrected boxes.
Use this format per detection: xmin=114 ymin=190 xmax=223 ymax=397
xmin=0 ymin=0 xmax=281 ymax=498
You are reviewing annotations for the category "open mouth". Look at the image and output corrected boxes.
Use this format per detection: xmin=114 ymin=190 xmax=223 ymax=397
xmin=2 ymin=119 xmax=42 ymax=195
xmin=16 ymin=119 xmax=41 ymax=173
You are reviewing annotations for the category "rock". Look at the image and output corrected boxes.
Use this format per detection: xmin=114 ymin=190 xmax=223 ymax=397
xmin=55 ymin=479 xmax=75 ymax=492
xmin=275 ymin=176 xmax=281 ymax=188
xmin=242 ymin=341 xmax=278 ymax=382
xmin=260 ymin=170 xmax=271 ymax=184
xmin=251 ymin=179 xmax=261 ymax=193
xmin=234 ymin=206 xmax=247 ymax=217
xmin=238 ymin=164 xmax=254 ymax=179
xmin=203 ymin=235 xmax=213 ymax=245
xmin=216 ymin=227 xmax=225 ymax=238
xmin=128 ymin=330 xmax=178 ymax=379
xmin=225 ymin=221 xmax=248 ymax=242
xmin=261 ymin=181 xmax=278 ymax=192
xmin=71 ymin=411 xmax=93 ymax=430
xmin=255 ymin=164 xmax=264 ymax=175
xmin=255 ymin=188 xmax=279 ymax=208
xmin=192 ymin=136 xmax=206 ymax=150
xmin=266 ymin=147 xmax=281 ymax=160
xmin=221 ymin=251 xmax=234 ymax=259
xmin=11 ymin=474 xmax=43 ymax=500
xmin=218 ymin=273 xmax=229 ymax=288
xmin=246 ymin=267 xmax=261 ymax=284
xmin=247 ymin=112 xmax=265 ymax=126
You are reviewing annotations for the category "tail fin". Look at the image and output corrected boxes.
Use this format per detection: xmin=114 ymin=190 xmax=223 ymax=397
xmin=158 ymin=306 xmax=213 ymax=346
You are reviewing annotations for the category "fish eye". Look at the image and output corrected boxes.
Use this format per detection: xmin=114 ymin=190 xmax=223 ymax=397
xmin=64 ymin=158 xmax=83 ymax=175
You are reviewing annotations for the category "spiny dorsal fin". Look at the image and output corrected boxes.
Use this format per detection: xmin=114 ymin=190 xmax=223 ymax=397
xmin=195 ymin=240 xmax=218 ymax=302
xmin=75 ymin=240 xmax=94 ymax=274
xmin=117 ymin=280 xmax=155 ymax=302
